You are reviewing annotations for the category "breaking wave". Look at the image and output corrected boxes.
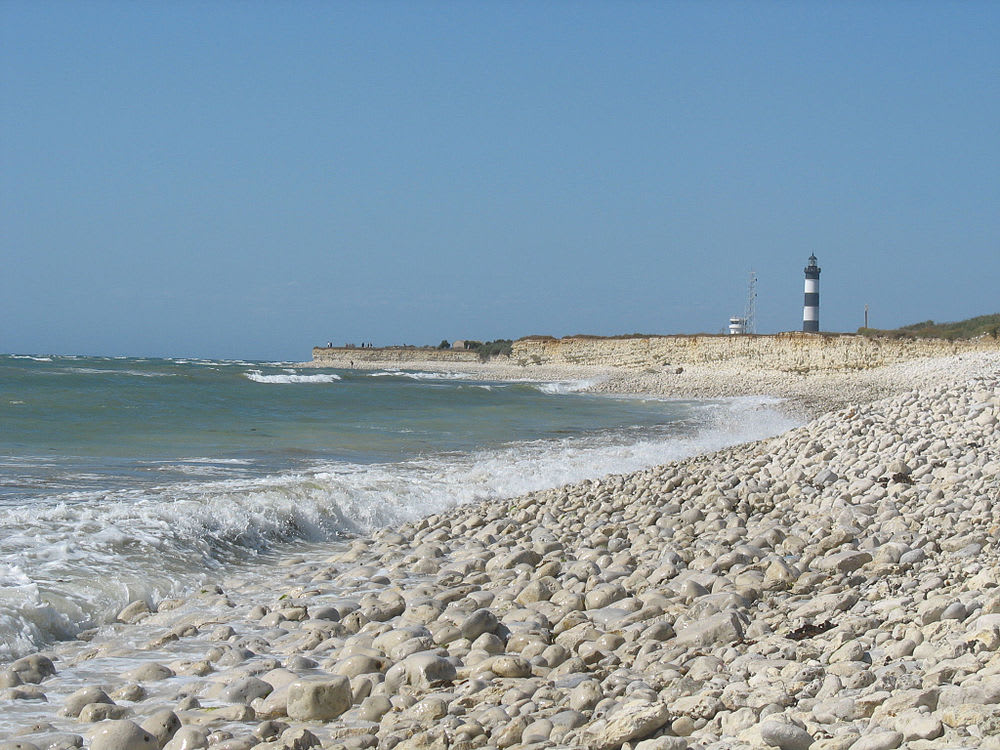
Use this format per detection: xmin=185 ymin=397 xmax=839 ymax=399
xmin=0 ymin=395 xmax=796 ymax=660
xmin=245 ymin=371 xmax=342 ymax=384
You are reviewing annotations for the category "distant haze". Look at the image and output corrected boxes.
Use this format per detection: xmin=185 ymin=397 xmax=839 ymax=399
xmin=2 ymin=2 xmax=998 ymax=360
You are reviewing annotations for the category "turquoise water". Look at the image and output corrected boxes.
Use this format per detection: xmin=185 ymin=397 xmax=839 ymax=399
xmin=1 ymin=355 xmax=702 ymax=500
xmin=0 ymin=354 xmax=796 ymax=660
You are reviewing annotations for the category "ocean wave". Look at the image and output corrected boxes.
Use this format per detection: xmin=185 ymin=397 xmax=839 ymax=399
xmin=174 ymin=358 xmax=252 ymax=367
xmin=180 ymin=457 xmax=255 ymax=465
xmin=0 ymin=564 xmax=79 ymax=660
xmin=63 ymin=367 xmax=177 ymax=378
xmin=0 ymin=396 xmax=796 ymax=660
xmin=369 ymin=370 xmax=472 ymax=381
xmin=245 ymin=371 xmax=342 ymax=384
xmin=534 ymin=377 xmax=606 ymax=395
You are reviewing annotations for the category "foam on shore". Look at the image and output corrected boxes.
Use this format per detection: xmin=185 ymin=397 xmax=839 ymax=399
xmin=0 ymin=396 xmax=794 ymax=664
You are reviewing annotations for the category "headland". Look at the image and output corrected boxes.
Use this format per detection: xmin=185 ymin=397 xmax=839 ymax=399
xmin=312 ymin=333 xmax=1000 ymax=417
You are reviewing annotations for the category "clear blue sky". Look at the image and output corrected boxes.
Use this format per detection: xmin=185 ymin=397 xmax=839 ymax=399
xmin=2 ymin=1 xmax=997 ymax=360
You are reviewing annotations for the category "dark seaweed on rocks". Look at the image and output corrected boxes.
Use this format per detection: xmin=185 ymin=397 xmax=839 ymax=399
xmin=786 ymin=620 xmax=835 ymax=641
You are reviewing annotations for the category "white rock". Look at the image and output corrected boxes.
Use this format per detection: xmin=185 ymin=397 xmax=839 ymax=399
xmin=674 ymin=611 xmax=745 ymax=648
xmin=847 ymin=731 xmax=903 ymax=750
xmin=581 ymin=700 xmax=671 ymax=750
xmin=758 ymin=720 xmax=814 ymax=750
xmin=286 ymin=676 xmax=352 ymax=721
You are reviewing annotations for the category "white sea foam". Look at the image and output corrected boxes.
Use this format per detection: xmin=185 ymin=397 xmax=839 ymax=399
xmin=0 ymin=396 xmax=796 ymax=660
xmin=63 ymin=367 xmax=176 ymax=378
xmin=534 ymin=377 xmax=607 ymax=394
xmin=175 ymin=358 xmax=252 ymax=367
xmin=179 ymin=457 xmax=255 ymax=465
xmin=0 ymin=563 xmax=77 ymax=661
xmin=368 ymin=370 xmax=472 ymax=381
xmin=245 ymin=371 xmax=342 ymax=384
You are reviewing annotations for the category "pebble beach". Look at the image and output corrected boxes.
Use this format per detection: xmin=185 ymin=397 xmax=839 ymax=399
xmin=3 ymin=352 xmax=1000 ymax=750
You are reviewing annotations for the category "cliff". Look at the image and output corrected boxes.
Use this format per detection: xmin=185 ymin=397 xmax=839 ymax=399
xmin=313 ymin=334 xmax=1000 ymax=373
xmin=509 ymin=333 xmax=1000 ymax=372
xmin=312 ymin=346 xmax=480 ymax=364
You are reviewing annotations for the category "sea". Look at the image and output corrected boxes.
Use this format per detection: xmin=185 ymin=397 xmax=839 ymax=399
xmin=0 ymin=354 xmax=798 ymax=666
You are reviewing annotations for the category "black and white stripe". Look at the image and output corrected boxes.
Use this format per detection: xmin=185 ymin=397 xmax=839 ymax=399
xmin=803 ymin=255 xmax=820 ymax=332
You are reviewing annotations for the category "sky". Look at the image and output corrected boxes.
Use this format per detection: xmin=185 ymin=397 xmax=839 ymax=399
xmin=2 ymin=1 xmax=998 ymax=360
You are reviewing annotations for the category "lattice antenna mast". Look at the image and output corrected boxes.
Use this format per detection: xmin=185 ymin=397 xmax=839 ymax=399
xmin=744 ymin=271 xmax=757 ymax=334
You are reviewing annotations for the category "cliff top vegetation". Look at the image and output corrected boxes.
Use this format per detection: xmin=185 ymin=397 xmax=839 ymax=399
xmin=858 ymin=313 xmax=1000 ymax=340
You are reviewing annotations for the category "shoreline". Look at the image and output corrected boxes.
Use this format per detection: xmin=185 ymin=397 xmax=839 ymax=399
xmin=3 ymin=352 xmax=999 ymax=749
xmin=305 ymin=351 xmax=999 ymax=419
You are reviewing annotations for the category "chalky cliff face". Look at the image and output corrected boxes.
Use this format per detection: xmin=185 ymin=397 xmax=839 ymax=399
xmin=508 ymin=334 xmax=1000 ymax=372
xmin=314 ymin=335 xmax=1000 ymax=372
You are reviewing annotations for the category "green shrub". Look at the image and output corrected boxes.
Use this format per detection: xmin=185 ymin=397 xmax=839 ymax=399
xmin=858 ymin=313 xmax=1000 ymax=340
xmin=470 ymin=339 xmax=513 ymax=361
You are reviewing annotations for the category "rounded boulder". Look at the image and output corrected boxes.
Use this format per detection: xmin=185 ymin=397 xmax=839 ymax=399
xmin=286 ymin=676 xmax=352 ymax=721
xmin=89 ymin=720 xmax=158 ymax=750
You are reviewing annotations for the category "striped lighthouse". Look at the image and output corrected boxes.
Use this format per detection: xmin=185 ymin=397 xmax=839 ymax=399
xmin=803 ymin=254 xmax=821 ymax=332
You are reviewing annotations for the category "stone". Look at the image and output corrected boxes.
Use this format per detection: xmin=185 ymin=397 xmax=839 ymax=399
xmin=254 ymin=721 xmax=289 ymax=741
xmin=162 ymin=726 xmax=210 ymax=750
xmin=492 ymin=716 xmax=527 ymax=748
xmin=117 ymin=600 xmax=152 ymax=624
xmin=846 ymin=731 xmax=902 ymax=750
xmin=0 ymin=669 xmax=22 ymax=688
xmin=487 ymin=655 xmax=532 ymax=678
xmin=277 ymin=728 xmax=321 ymax=750
xmin=12 ymin=730 xmax=79 ymax=750
xmin=938 ymin=703 xmax=1000 ymax=733
xmin=460 ymin=608 xmax=500 ymax=640
xmin=331 ymin=654 xmax=385 ymax=678
xmin=516 ymin=577 xmax=560 ymax=604
xmin=361 ymin=596 xmax=404 ymax=622
xmin=674 ymin=611 xmax=745 ymax=648
xmin=759 ymin=720 xmax=814 ymax=750
xmin=89 ymin=721 xmax=158 ymax=750
xmin=358 ymin=695 xmax=393 ymax=722
xmin=120 ymin=663 xmax=174 ymax=682
xmin=633 ymin=739 xmax=690 ymax=750
xmin=581 ymin=700 xmax=671 ymax=750
xmin=79 ymin=703 xmax=132 ymax=722
xmin=139 ymin=709 xmax=181 ymax=747
xmin=384 ymin=652 xmax=457 ymax=692
xmin=286 ymin=676 xmax=352 ymax=721
xmin=220 ymin=676 xmax=273 ymax=704
xmin=61 ymin=686 xmax=113 ymax=718
xmin=521 ymin=718 xmax=553 ymax=744
xmin=11 ymin=654 xmax=56 ymax=684
xmin=112 ymin=684 xmax=146 ymax=703
xmin=815 ymin=550 xmax=872 ymax=574
xmin=210 ymin=739 xmax=255 ymax=750
xmin=895 ymin=713 xmax=942 ymax=741
xmin=670 ymin=692 xmax=723 ymax=720
xmin=570 ymin=679 xmax=604 ymax=712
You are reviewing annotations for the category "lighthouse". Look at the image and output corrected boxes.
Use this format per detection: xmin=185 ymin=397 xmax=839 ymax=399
xmin=803 ymin=254 xmax=821 ymax=332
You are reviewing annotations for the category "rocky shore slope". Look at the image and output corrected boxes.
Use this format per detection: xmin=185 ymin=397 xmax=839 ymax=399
xmin=2 ymin=355 xmax=999 ymax=750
